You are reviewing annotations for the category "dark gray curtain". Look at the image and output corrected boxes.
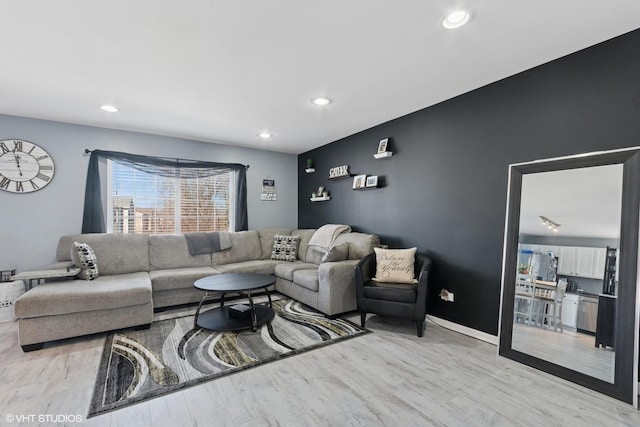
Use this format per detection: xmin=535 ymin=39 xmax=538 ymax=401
xmin=81 ymin=149 xmax=248 ymax=233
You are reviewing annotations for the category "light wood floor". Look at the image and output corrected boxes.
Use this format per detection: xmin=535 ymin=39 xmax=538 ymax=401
xmin=1 ymin=305 xmax=639 ymax=427
xmin=513 ymin=323 xmax=615 ymax=383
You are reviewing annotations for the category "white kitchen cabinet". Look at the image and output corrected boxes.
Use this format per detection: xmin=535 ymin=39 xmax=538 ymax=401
xmin=592 ymin=247 xmax=606 ymax=279
xmin=562 ymin=293 xmax=579 ymax=329
xmin=576 ymin=247 xmax=606 ymax=279
xmin=557 ymin=246 xmax=577 ymax=275
xmin=576 ymin=248 xmax=595 ymax=278
xmin=557 ymin=246 xmax=607 ymax=279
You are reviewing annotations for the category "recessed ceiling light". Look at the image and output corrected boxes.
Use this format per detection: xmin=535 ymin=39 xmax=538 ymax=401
xmin=442 ymin=10 xmax=472 ymax=29
xmin=259 ymin=132 xmax=273 ymax=139
xmin=312 ymin=97 xmax=331 ymax=106
xmin=100 ymin=104 xmax=119 ymax=112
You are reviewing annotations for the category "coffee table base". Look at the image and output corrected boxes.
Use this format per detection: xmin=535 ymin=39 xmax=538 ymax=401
xmin=196 ymin=305 xmax=275 ymax=332
xmin=193 ymin=274 xmax=276 ymax=332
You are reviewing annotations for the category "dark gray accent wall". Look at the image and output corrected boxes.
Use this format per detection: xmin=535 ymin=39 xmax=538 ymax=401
xmin=298 ymin=28 xmax=640 ymax=336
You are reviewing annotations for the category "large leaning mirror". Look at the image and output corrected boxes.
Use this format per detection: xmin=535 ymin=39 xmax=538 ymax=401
xmin=499 ymin=148 xmax=640 ymax=406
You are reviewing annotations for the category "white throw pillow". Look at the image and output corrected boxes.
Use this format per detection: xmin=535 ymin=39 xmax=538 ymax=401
xmin=373 ymin=247 xmax=417 ymax=284
xmin=71 ymin=241 xmax=100 ymax=281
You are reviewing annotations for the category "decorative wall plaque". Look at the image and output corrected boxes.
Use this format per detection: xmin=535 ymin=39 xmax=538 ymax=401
xmin=260 ymin=179 xmax=277 ymax=201
xmin=328 ymin=165 xmax=350 ymax=179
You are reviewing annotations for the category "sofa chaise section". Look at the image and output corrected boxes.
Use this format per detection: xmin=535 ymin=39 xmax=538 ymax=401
xmin=14 ymin=272 xmax=152 ymax=351
xmin=14 ymin=232 xmax=155 ymax=351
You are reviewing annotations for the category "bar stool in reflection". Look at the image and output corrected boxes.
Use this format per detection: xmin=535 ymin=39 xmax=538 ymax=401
xmin=536 ymin=281 xmax=567 ymax=332
xmin=514 ymin=278 xmax=536 ymax=325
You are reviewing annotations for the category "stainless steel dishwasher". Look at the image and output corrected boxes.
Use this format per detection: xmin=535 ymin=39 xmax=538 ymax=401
xmin=577 ymin=294 xmax=599 ymax=334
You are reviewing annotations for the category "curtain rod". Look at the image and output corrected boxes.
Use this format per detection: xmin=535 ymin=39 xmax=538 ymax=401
xmin=84 ymin=149 xmax=249 ymax=168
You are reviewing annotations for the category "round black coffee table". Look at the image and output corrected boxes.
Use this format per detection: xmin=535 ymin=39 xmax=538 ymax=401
xmin=193 ymin=273 xmax=276 ymax=332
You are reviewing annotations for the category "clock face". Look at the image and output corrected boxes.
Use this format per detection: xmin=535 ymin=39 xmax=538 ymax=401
xmin=0 ymin=139 xmax=55 ymax=193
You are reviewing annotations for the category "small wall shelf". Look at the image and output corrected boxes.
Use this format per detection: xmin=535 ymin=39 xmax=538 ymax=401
xmin=374 ymin=151 xmax=393 ymax=159
xmin=353 ymin=186 xmax=378 ymax=191
xmin=310 ymin=196 xmax=331 ymax=202
xmin=305 ymin=168 xmax=315 ymax=173
xmin=328 ymin=174 xmax=353 ymax=181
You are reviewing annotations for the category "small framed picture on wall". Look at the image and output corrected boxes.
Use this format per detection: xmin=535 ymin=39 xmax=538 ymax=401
xmin=366 ymin=175 xmax=378 ymax=187
xmin=377 ymin=138 xmax=389 ymax=153
xmin=352 ymin=174 xmax=366 ymax=189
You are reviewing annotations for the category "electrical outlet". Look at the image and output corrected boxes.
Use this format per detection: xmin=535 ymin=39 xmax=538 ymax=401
xmin=439 ymin=289 xmax=454 ymax=302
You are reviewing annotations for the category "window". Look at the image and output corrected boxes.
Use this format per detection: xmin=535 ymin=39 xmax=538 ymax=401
xmin=107 ymin=160 xmax=233 ymax=234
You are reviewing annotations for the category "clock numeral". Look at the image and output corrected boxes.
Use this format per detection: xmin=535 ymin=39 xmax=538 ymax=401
xmin=28 ymin=145 xmax=36 ymax=154
xmin=36 ymin=155 xmax=49 ymax=161
xmin=0 ymin=176 xmax=10 ymax=189
xmin=40 ymin=165 xmax=54 ymax=171
xmin=13 ymin=141 xmax=23 ymax=152
xmin=0 ymin=142 xmax=9 ymax=154
xmin=15 ymin=181 xmax=23 ymax=192
xmin=36 ymin=172 xmax=51 ymax=182
xmin=30 ymin=180 xmax=40 ymax=190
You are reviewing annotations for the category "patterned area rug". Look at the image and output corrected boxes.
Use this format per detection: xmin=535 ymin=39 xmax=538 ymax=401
xmin=88 ymin=298 xmax=368 ymax=417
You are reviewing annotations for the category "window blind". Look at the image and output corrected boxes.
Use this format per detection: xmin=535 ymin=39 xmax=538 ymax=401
xmin=109 ymin=161 xmax=231 ymax=234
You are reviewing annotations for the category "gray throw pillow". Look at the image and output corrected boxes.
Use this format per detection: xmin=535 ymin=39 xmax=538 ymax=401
xmin=321 ymin=242 xmax=350 ymax=263
xmin=305 ymin=246 xmax=326 ymax=264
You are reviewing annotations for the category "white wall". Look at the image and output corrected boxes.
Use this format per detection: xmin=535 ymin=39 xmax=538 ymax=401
xmin=0 ymin=114 xmax=298 ymax=272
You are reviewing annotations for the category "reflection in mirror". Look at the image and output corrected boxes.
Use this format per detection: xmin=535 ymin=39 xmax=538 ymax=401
xmin=499 ymin=148 xmax=640 ymax=406
xmin=511 ymin=165 xmax=623 ymax=383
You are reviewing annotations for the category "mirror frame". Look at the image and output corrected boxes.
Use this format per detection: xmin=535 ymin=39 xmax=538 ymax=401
xmin=499 ymin=148 xmax=640 ymax=405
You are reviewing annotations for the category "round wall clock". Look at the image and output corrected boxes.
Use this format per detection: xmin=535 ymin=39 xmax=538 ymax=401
xmin=0 ymin=139 xmax=55 ymax=193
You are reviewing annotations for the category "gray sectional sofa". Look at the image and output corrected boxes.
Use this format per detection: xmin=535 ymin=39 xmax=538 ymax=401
xmin=14 ymin=227 xmax=379 ymax=351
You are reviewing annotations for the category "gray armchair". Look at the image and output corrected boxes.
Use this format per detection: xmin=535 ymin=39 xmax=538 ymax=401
xmin=355 ymin=251 xmax=432 ymax=337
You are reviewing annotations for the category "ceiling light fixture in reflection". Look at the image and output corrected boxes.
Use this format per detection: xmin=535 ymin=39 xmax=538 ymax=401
xmin=540 ymin=215 xmax=560 ymax=232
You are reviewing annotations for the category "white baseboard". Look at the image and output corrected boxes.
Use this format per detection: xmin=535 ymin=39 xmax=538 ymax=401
xmin=426 ymin=315 xmax=498 ymax=346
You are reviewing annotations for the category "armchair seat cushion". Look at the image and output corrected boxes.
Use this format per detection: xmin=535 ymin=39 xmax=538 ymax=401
xmin=363 ymin=280 xmax=417 ymax=303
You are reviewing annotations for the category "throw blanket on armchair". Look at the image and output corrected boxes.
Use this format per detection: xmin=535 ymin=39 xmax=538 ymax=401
xmin=308 ymin=224 xmax=351 ymax=250
xmin=184 ymin=232 xmax=232 ymax=255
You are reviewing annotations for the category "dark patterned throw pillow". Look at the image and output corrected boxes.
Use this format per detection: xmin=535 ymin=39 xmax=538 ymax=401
xmin=270 ymin=235 xmax=300 ymax=262
xmin=72 ymin=241 xmax=100 ymax=280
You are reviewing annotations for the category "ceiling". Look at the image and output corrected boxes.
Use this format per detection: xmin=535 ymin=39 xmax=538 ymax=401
xmin=1 ymin=2 xmax=639 ymax=155
xmin=519 ymin=164 xmax=624 ymax=239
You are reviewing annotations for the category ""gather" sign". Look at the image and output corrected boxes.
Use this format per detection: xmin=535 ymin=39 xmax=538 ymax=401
xmin=328 ymin=165 xmax=350 ymax=178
